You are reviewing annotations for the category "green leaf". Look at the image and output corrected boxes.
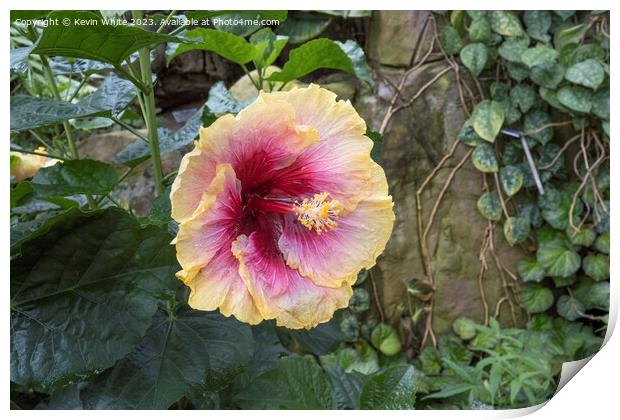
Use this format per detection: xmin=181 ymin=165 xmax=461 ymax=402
xmin=498 ymin=36 xmax=530 ymax=62
xmin=566 ymin=227 xmax=596 ymax=247
xmin=524 ymin=110 xmax=554 ymax=144
xmin=565 ymin=59 xmax=605 ymax=89
xmin=459 ymin=43 xmax=488 ymax=76
xmin=32 ymin=11 xmax=180 ymax=66
xmin=440 ymin=26 xmax=463 ymax=55
xmin=489 ymin=11 xmax=524 ymax=36
xmin=506 ymin=61 xmax=530 ymax=81
xmin=276 ymin=13 xmax=332 ymax=44
xmin=510 ymin=84 xmax=536 ymax=113
xmin=290 ymin=318 xmax=343 ymax=355
xmin=320 ymin=345 xmax=378 ymax=376
xmin=518 ymin=257 xmax=546 ymax=282
xmin=325 ymin=367 xmax=366 ymax=410
xmin=234 ymin=356 xmax=334 ymax=409
xmin=595 ymin=232 xmax=610 ymax=254
xmin=471 ymin=100 xmax=504 ymax=142
xmin=554 ymin=24 xmax=588 ymax=51
xmin=250 ymin=28 xmax=288 ymax=68
xmin=116 ymin=104 xmax=206 ymax=167
xmin=573 ymin=279 xmax=609 ymax=310
xmin=503 ymin=216 xmax=530 ymax=246
xmin=370 ymin=324 xmax=401 ymax=356
xmin=268 ymin=38 xmax=367 ymax=85
xmin=453 ymin=317 xmax=477 ymax=340
xmin=31 ymin=159 xmax=118 ymax=197
xmin=521 ymin=44 xmax=559 ymax=68
xmin=591 ymin=88 xmax=610 ymax=119
xmin=458 ymin=122 xmax=484 ymax=147
xmin=556 ymin=295 xmax=585 ymax=321
xmin=537 ymin=239 xmax=581 ymax=277
xmin=468 ymin=17 xmax=492 ymax=43
xmin=335 ymin=40 xmax=373 ymax=87
xmin=10 ymin=208 xmax=179 ymax=390
xmin=582 ymin=254 xmax=610 ymax=281
xmin=168 ymin=28 xmax=256 ymax=65
xmin=524 ymin=11 xmax=552 ymax=42
xmin=530 ymin=63 xmax=565 ymax=88
xmin=81 ymin=307 xmax=253 ymax=409
xmin=359 ymin=366 xmax=416 ymax=409
xmin=418 ymin=346 xmax=442 ymax=375
xmin=477 ymin=191 xmax=502 ymax=221
xmin=500 ymin=165 xmax=524 ymax=196
xmin=10 ymin=46 xmax=33 ymax=74
xmin=557 ymin=85 xmax=593 ymax=113
xmin=519 ymin=284 xmax=554 ymax=313
xmin=472 ymin=143 xmax=499 ymax=173
xmin=10 ymin=73 xmax=136 ymax=132
xmin=208 ymin=11 xmax=287 ymax=37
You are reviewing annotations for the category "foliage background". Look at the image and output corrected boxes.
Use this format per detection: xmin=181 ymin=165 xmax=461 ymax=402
xmin=10 ymin=10 xmax=609 ymax=409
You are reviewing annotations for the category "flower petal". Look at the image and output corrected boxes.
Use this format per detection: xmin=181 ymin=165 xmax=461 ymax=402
xmin=266 ymin=84 xmax=374 ymax=211
xmin=174 ymin=163 xmax=242 ymax=273
xmin=232 ymin=224 xmax=352 ymax=329
xmin=278 ymin=162 xmax=394 ymax=287
xmin=179 ymin=247 xmax=262 ymax=325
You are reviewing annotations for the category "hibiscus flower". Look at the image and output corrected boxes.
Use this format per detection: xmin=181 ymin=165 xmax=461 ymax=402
xmin=10 ymin=147 xmax=60 ymax=183
xmin=171 ymin=84 xmax=394 ymax=329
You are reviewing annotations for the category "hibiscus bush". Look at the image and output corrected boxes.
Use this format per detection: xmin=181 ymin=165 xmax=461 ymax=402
xmin=10 ymin=10 xmax=610 ymax=410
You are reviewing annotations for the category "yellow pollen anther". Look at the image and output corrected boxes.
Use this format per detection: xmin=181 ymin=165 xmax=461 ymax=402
xmin=293 ymin=192 xmax=342 ymax=235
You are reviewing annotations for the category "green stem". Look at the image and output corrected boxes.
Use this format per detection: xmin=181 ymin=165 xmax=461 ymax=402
xmin=132 ymin=10 xmax=164 ymax=196
xmin=241 ymin=63 xmax=262 ymax=91
xmin=157 ymin=10 xmax=177 ymax=33
xmin=40 ymin=55 xmax=79 ymax=159
xmin=28 ymin=130 xmax=53 ymax=150
xmin=10 ymin=147 xmax=65 ymax=161
xmin=67 ymin=76 xmax=88 ymax=102
xmin=111 ymin=117 xmax=149 ymax=143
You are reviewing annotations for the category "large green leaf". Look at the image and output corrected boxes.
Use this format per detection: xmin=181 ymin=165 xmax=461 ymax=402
xmin=489 ymin=11 xmax=524 ymax=36
xmin=556 ymin=295 xmax=585 ymax=321
xmin=521 ymin=44 xmax=559 ymax=68
xmin=557 ymin=85 xmax=593 ymax=113
xmin=168 ymin=28 xmax=256 ymax=65
xmin=519 ymin=284 xmax=554 ymax=313
xmin=31 ymin=159 xmax=118 ymax=197
xmin=459 ymin=43 xmax=488 ymax=77
xmin=10 ymin=73 xmax=135 ymax=132
xmin=325 ymin=367 xmax=366 ymax=410
xmin=81 ymin=307 xmax=254 ymax=409
xmin=115 ymin=104 xmax=206 ymax=167
xmin=472 ymin=143 xmax=499 ymax=173
xmin=518 ymin=257 xmax=546 ymax=282
xmin=537 ymin=238 xmax=581 ymax=277
xmin=10 ymin=208 xmax=179 ymax=390
xmin=471 ymin=100 xmax=504 ymax=142
xmin=359 ymin=366 xmax=416 ymax=409
xmin=32 ymin=11 xmax=180 ymax=66
xmin=234 ymin=355 xmax=335 ymax=409
xmin=565 ymin=59 xmax=605 ymax=89
xmin=530 ymin=63 xmax=565 ymax=89
xmin=267 ymin=38 xmax=365 ymax=85
xmin=582 ymin=254 xmax=610 ymax=281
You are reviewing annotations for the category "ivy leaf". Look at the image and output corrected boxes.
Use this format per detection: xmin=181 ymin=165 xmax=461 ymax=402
xmin=503 ymin=216 xmax=530 ymax=246
xmin=267 ymin=38 xmax=370 ymax=86
xmin=591 ymin=89 xmax=610 ymax=120
xmin=458 ymin=122 xmax=485 ymax=147
xmin=10 ymin=208 xmax=179 ymax=390
xmin=582 ymin=254 xmax=610 ymax=281
xmin=498 ymin=36 xmax=530 ymax=62
xmin=565 ymin=59 xmax=605 ymax=89
xmin=524 ymin=110 xmax=554 ymax=144
xmin=521 ymin=44 xmax=559 ymax=68
xmin=519 ymin=284 xmax=554 ymax=313
xmin=32 ymin=11 xmax=180 ymax=66
xmin=471 ymin=100 xmax=504 ymax=142
xmin=500 ymin=165 xmax=524 ymax=196
xmin=370 ymin=323 xmax=401 ymax=356
xmin=523 ymin=11 xmax=552 ymax=42
xmin=506 ymin=61 xmax=530 ymax=81
xmin=168 ymin=28 xmax=255 ymax=65
xmin=477 ymin=191 xmax=502 ymax=221
xmin=518 ymin=257 xmax=546 ymax=282
xmin=31 ymin=159 xmax=118 ymax=197
xmin=530 ymin=63 xmax=565 ymax=89
xmin=234 ymin=356 xmax=335 ymax=409
xmin=566 ymin=227 xmax=596 ymax=247
xmin=468 ymin=17 xmax=492 ymax=43
xmin=472 ymin=143 xmax=499 ymax=173
xmin=556 ymin=295 xmax=585 ymax=322
xmin=554 ymin=23 xmax=588 ymax=51
xmin=440 ymin=26 xmax=463 ymax=55
xmin=459 ymin=43 xmax=487 ymax=76
xmin=489 ymin=11 xmax=524 ymax=36
xmin=359 ymin=366 xmax=416 ymax=409
xmin=510 ymin=84 xmax=536 ymax=113
xmin=558 ymin=85 xmax=593 ymax=113
xmin=81 ymin=307 xmax=254 ymax=409
xmin=537 ymin=238 xmax=581 ymax=277
xmin=595 ymin=232 xmax=610 ymax=254
xmin=573 ymin=279 xmax=609 ymax=311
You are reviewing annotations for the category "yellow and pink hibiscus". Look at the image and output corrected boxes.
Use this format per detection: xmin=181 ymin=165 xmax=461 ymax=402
xmin=10 ymin=147 xmax=60 ymax=183
xmin=171 ymin=84 xmax=395 ymax=329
